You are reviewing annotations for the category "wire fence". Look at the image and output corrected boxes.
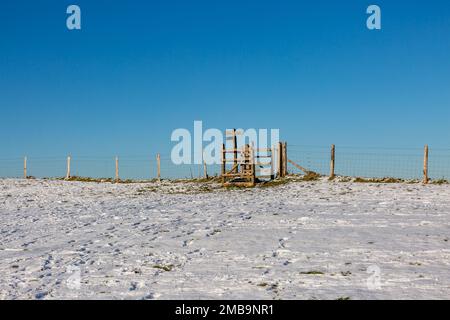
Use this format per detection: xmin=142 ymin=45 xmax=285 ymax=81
xmin=0 ymin=154 xmax=223 ymax=181
xmin=288 ymin=145 xmax=450 ymax=181
xmin=1 ymin=145 xmax=450 ymax=181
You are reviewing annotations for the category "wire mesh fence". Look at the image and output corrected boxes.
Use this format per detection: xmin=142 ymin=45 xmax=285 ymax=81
xmin=0 ymin=155 xmax=223 ymax=181
xmin=0 ymin=157 xmax=24 ymax=178
xmin=288 ymin=145 xmax=450 ymax=181
xmin=428 ymin=149 xmax=450 ymax=180
xmin=1 ymin=145 xmax=449 ymax=181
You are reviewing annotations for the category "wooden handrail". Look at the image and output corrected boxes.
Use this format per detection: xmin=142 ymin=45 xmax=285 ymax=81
xmin=287 ymin=159 xmax=309 ymax=174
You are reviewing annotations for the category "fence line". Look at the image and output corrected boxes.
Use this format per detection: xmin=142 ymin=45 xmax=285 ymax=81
xmin=0 ymin=145 xmax=450 ymax=182
xmin=288 ymin=144 xmax=450 ymax=182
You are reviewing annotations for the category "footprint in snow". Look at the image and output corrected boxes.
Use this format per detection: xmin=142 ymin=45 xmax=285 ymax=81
xmin=35 ymin=292 xmax=48 ymax=300
xmin=129 ymin=282 xmax=138 ymax=291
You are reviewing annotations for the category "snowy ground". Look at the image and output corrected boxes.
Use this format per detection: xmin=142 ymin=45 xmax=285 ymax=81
xmin=0 ymin=178 xmax=449 ymax=300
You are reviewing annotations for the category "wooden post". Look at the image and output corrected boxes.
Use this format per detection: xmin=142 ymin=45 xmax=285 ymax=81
xmin=115 ymin=156 xmax=119 ymax=182
xmin=280 ymin=142 xmax=287 ymax=177
xmin=277 ymin=142 xmax=283 ymax=178
xmin=330 ymin=144 xmax=335 ymax=179
xmin=156 ymin=153 xmax=161 ymax=181
xmin=232 ymin=128 xmax=238 ymax=173
xmin=270 ymin=146 xmax=274 ymax=180
xmin=66 ymin=156 xmax=71 ymax=180
xmin=23 ymin=156 xmax=27 ymax=179
xmin=423 ymin=145 xmax=429 ymax=184
xmin=283 ymin=142 xmax=288 ymax=176
xmin=221 ymin=143 xmax=226 ymax=184
xmin=250 ymin=143 xmax=256 ymax=186
xmin=203 ymin=160 xmax=208 ymax=179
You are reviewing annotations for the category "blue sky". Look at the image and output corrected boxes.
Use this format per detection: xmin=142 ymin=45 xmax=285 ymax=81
xmin=1 ymin=0 xmax=450 ymax=162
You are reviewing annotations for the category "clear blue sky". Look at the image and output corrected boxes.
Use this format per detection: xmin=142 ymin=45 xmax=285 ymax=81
xmin=1 ymin=0 xmax=450 ymax=161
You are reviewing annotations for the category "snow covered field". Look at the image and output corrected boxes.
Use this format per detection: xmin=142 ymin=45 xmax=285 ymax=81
xmin=0 ymin=178 xmax=449 ymax=300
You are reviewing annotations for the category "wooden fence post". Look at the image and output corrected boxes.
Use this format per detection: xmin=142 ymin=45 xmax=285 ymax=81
xmin=250 ymin=143 xmax=256 ymax=186
xmin=423 ymin=145 xmax=429 ymax=184
xmin=156 ymin=153 xmax=161 ymax=181
xmin=283 ymin=142 xmax=288 ymax=176
xmin=221 ymin=143 xmax=226 ymax=183
xmin=277 ymin=142 xmax=283 ymax=178
xmin=270 ymin=145 xmax=275 ymax=180
xmin=23 ymin=156 xmax=27 ymax=179
xmin=66 ymin=156 xmax=71 ymax=180
xmin=115 ymin=156 xmax=119 ymax=182
xmin=232 ymin=129 xmax=238 ymax=173
xmin=203 ymin=160 xmax=208 ymax=179
xmin=330 ymin=144 xmax=335 ymax=179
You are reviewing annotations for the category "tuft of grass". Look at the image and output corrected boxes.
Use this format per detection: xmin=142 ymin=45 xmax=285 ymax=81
xmin=354 ymin=177 xmax=404 ymax=183
xmin=431 ymin=179 xmax=449 ymax=185
xmin=63 ymin=176 xmax=155 ymax=184
xmin=259 ymin=179 xmax=289 ymax=188
xmin=171 ymin=176 xmax=220 ymax=184
xmin=300 ymin=270 xmax=324 ymax=275
xmin=118 ymin=179 xmax=135 ymax=184
xmin=224 ymin=184 xmax=253 ymax=190
xmin=301 ymin=171 xmax=321 ymax=181
xmin=152 ymin=264 xmax=174 ymax=272
xmin=197 ymin=185 xmax=214 ymax=192
xmin=65 ymin=176 xmax=114 ymax=183
xmin=257 ymin=282 xmax=269 ymax=287
xmin=406 ymin=179 xmax=421 ymax=184
xmin=193 ymin=177 xmax=221 ymax=183
xmin=336 ymin=296 xmax=351 ymax=300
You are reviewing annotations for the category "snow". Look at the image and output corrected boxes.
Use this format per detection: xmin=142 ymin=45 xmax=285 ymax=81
xmin=0 ymin=178 xmax=449 ymax=300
